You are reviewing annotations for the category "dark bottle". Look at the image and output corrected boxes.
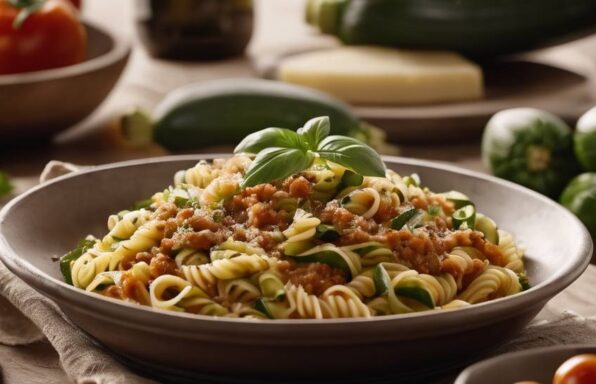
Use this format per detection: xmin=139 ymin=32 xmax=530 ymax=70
xmin=136 ymin=0 xmax=253 ymax=61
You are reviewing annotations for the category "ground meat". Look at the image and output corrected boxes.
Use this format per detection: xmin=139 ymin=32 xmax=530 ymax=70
xmin=286 ymin=176 xmax=312 ymax=199
xmin=441 ymin=256 xmax=486 ymax=289
xmin=159 ymin=238 xmax=174 ymax=255
xmin=248 ymin=202 xmax=288 ymax=229
xmin=100 ymin=285 xmax=123 ymax=300
xmin=320 ymin=201 xmax=378 ymax=233
xmin=286 ymin=263 xmax=347 ymax=296
xmin=121 ymin=272 xmax=150 ymax=305
xmin=154 ymin=202 xmax=178 ymax=221
xmin=243 ymin=183 xmax=278 ymax=202
xmin=175 ymin=229 xmax=222 ymax=250
xmin=188 ymin=213 xmax=221 ymax=232
xmin=255 ymin=232 xmax=279 ymax=253
xmin=442 ymin=230 xmax=506 ymax=267
xmin=149 ymin=253 xmax=179 ymax=279
xmin=135 ymin=251 xmax=153 ymax=265
xmin=373 ymin=195 xmax=399 ymax=223
xmin=381 ymin=229 xmax=443 ymax=274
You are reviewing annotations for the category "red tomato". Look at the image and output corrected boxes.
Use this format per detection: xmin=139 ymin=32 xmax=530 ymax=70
xmin=0 ymin=0 xmax=86 ymax=75
xmin=68 ymin=0 xmax=80 ymax=9
xmin=554 ymin=354 xmax=596 ymax=384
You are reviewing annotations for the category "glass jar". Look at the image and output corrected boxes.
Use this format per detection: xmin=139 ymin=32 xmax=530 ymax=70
xmin=135 ymin=0 xmax=253 ymax=61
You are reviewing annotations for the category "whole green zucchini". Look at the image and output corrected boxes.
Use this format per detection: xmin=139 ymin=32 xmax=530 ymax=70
xmin=123 ymin=79 xmax=368 ymax=150
xmin=307 ymin=0 xmax=596 ymax=56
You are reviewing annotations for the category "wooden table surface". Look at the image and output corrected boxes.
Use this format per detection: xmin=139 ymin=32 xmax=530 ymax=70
xmin=1 ymin=1 xmax=595 ymax=383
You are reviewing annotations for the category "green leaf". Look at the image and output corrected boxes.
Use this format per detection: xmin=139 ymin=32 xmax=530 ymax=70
xmin=0 ymin=171 xmax=13 ymax=196
xmin=241 ymin=147 xmax=315 ymax=188
xmin=60 ymin=239 xmax=96 ymax=285
xmin=297 ymin=116 xmax=330 ymax=150
xmin=234 ymin=128 xmax=304 ymax=154
xmin=317 ymin=136 xmax=386 ymax=177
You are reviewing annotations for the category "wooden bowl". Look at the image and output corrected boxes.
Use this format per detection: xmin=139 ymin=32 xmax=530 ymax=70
xmin=0 ymin=21 xmax=130 ymax=140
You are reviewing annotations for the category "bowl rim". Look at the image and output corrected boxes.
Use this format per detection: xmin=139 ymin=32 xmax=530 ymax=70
xmin=454 ymin=343 xmax=596 ymax=384
xmin=0 ymin=154 xmax=592 ymax=333
xmin=0 ymin=19 xmax=130 ymax=86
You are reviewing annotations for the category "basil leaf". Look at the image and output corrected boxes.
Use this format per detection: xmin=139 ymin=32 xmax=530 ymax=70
xmin=0 ymin=171 xmax=12 ymax=196
xmin=234 ymin=128 xmax=304 ymax=154
xmin=317 ymin=136 xmax=386 ymax=177
xmin=241 ymin=148 xmax=315 ymax=188
xmin=297 ymin=116 xmax=330 ymax=150
xmin=60 ymin=239 xmax=96 ymax=285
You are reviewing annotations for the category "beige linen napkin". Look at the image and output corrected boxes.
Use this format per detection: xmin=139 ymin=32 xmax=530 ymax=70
xmin=0 ymin=161 xmax=595 ymax=384
xmin=0 ymin=261 xmax=155 ymax=384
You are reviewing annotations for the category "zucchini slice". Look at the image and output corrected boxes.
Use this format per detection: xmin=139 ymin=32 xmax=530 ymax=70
xmin=390 ymin=208 xmax=420 ymax=230
xmin=258 ymin=273 xmax=286 ymax=300
xmin=255 ymin=298 xmax=290 ymax=319
xmin=373 ymin=264 xmax=390 ymax=296
xmin=292 ymin=243 xmax=360 ymax=279
xmin=475 ymin=213 xmax=499 ymax=244
xmin=452 ymin=205 xmax=476 ymax=230
xmin=395 ymin=285 xmax=434 ymax=309
xmin=441 ymin=191 xmax=474 ymax=209
xmin=315 ymin=224 xmax=341 ymax=242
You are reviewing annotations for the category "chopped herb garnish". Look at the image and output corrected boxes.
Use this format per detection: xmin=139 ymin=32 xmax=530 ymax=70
xmin=60 ymin=239 xmax=96 ymax=285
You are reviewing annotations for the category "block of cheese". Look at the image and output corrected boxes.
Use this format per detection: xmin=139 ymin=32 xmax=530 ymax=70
xmin=279 ymin=47 xmax=483 ymax=105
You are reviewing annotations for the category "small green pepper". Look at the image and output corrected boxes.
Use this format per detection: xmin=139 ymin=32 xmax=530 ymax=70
xmin=482 ymin=108 xmax=580 ymax=199
xmin=575 ymin=106 xmax=596 ymax=172
xmin=560 ymin=173 xmax=596 ymax=237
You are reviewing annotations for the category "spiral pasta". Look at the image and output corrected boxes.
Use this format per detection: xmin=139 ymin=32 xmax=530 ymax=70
xmin=62 ymin=154 xmax=529 ymax=319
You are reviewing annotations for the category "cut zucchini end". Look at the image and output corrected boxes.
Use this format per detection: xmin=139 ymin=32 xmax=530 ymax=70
xmin=120 ymin=108 xmax=155 ymax=147
xmin=452 ymin=205 xmax=476 ymax=230
xmin=317 ymin=0 xmax=347 ymax=34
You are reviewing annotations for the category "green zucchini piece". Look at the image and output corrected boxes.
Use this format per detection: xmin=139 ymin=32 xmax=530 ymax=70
xmin=120 ymin=108 xmax=154 ymax=146
xmin=132 ymin=198 xmax=153 ymax=210
xmin=403 ymin=173 xmax=420 ymax=187
xmin=292 ymin=243 xmax=358 ymax=279
xmin=255 ymin=298 xmax=289 ymax=319
xmin=440 ymin=191 xmax=474 ymax=209
xmin=0 ymin=171 xmax=13 ymax=197
xmin=258 ymin=273 xmax=286 ymax=300
xmin=452 ymin=205 xmax=476 ymax=230
xmin=60 ymin=239 xmax=96 ymax=285
xmin=309 ymin=0 xmax=596 ymax=57
xmin=395 ymin=286 xmax=434 ymax=309
xmin=315 ymin=224 xmax=341 ymax=242
xmin=340 ymin=170 xmax=364 ymax=188
xmin=150 ymin=79 xmax=365 ymax=150
xmin=390 ymin=208 xmax=420 ymax=230
xmin=373 ymin=264 xmax=390 ymax=296
xmin=475 ymin=214 xmax=499 ymax=244
xmin=282 ymin=240 xmax=314 ymax=257
xmin=518 ymin=273 xmax=531 ymax=291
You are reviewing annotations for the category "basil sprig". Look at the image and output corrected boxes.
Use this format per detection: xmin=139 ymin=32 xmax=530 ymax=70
xmin=235 ymin=116 xmax=386 ymax=187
